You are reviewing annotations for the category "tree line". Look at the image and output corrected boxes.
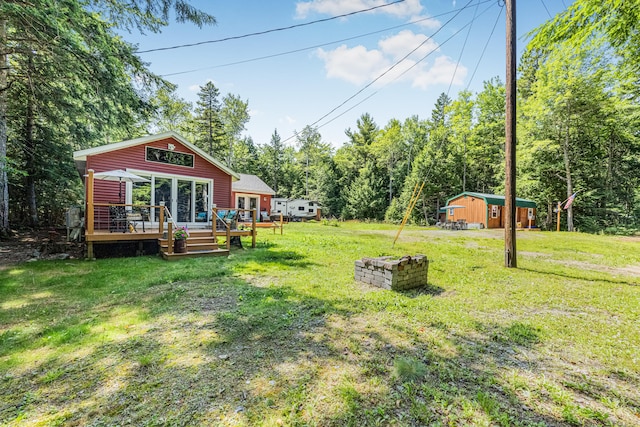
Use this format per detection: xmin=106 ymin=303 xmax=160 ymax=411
xmin=1 ymin=0 xmax=639 ymax=235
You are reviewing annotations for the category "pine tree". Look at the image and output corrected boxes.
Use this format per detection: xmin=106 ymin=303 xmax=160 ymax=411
xmin=194 ymin=81 xmax=224 ymax=158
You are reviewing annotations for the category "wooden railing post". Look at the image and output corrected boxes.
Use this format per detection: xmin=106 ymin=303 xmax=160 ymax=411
xmin=225 ymin=225 xmax=231 ymax=250
xmin=251 ymin=208 xmax=257 ymax=248
xmin=159 ymin=206 xmax=165 ymax=235
xmin=280 ymin=213 xmax=283 ymax=235
xmin=167 ymin=222 xmax=173 ymax=254
xmin=211 ymin=205 xmax=217 ymax=242
xmin=86 ymin=169 xmax=94 ymax=235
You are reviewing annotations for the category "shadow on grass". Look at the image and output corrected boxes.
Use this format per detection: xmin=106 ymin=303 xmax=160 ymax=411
xmin=0 ymin=250 xmax=635 ymax=426
xmin=519 ymin=266 xmax=639 ymax=287
xmin=398 ymin=283 xmax=445 ymax=297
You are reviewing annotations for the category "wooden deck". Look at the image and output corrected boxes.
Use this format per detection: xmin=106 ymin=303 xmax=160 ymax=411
xmin=82 ymin=171 xmax=268 ymax=260
xmin=84 ymin=201 xmax=273 ymax=259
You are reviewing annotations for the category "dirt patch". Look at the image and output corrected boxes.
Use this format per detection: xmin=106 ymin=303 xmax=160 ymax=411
xmin=0 ymin=230 xmax=84 ymax=269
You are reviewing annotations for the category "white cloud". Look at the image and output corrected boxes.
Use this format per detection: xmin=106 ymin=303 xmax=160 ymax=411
xmin=295 ymin=0 xmax=424 ymax=19
xmin=410 ymin=14 xmax=441 ymax=30
xmin=378 ymin=30 xmax=438 ymax=61
xmin=411 ymin=55 xmax=467 ymax=89
xmin=317 ymin=44 xmax=387 ymax=85
xmin=316 ymin=30 xmax=466 ymax=90
xmin=282 ymin=115 xmax=297 ymax=125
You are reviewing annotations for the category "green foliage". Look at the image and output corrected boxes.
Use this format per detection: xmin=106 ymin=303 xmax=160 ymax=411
xmin=321 ymin=218 xmax=339 ymax=227
xmin=2 ymin=0 xmax=640 ymax=233
xmin=393 ymin=357 xmax=428 ymax=383
xmin=193 ymin=81 xmax=224 ymax=158
xmin=529 ymin=0 xmax=640 ymax=97
xmin=345 ymin=160 xmax=386 ymax=220
xmin=147 ymin=85 xmax=194 ymax=136
xmin=1 ymin=0 xmax=216 ymax=230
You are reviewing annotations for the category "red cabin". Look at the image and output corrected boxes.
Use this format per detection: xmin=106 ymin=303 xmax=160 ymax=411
xmin=73 ymin=132 xmax=249 ymax=258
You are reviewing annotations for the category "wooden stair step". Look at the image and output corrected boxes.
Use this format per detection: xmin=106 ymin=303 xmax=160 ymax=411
xmin=160 ymin=243 xmax=220 ymax=251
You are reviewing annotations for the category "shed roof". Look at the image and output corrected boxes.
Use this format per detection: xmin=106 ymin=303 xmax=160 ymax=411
xmin=447 ymin=192 xmax=537 ymax=209
xmin=232 ymin=174 xmax=276 ymax=195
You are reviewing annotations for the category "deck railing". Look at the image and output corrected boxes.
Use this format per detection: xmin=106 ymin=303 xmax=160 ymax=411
xmin=212 ymin=207 xmax=257 ymax=249
xmin=88 ymin=203 xmax=166 ymax=234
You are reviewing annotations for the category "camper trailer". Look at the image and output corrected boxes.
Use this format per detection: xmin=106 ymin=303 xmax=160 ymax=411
xmin=271 ymin=198 xmax=321 ymax=221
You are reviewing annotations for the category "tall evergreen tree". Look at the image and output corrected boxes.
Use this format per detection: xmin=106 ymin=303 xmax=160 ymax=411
xmin=231 ymin=136 xmax=258 ymax=174
xmin=194 ymin=81 xmax=224 ymax=158
xmin=0 ymin=0 xmax=216 ymax=235
xmin=260 ymin=129 xmax=285 ymax=194
xmin=295 ymin=126 xmax=322 ymax=198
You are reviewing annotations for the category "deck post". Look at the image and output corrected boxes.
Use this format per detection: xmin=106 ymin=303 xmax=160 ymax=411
xmin=280 ymin=213 xmax=283 ymax=235
xmin=251 ymin=208 xmax=256 ymax=248
xmin=225 ymin=226 xmax=230 ymax=250
xmin=159 ymin=206 xmax=164 ymax=235
xmin=211 ymin=205 xmax=217 ymax=242
xmin=167 ymin=222 xmax=173 ymax=254
xmin=86 ymin=169 xmax=94 ymax=235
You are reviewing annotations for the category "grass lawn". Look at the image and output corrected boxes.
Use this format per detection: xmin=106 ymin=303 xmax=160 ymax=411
xmin=1 ymin=222 xmax=639 ymax=426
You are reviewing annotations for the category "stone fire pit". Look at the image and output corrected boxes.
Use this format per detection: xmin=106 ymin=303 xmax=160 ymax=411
xmin=354 ymin=254 xmax=428 ymax=290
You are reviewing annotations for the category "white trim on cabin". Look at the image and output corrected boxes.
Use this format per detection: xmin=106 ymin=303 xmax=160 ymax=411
xmin=73 ymin=131 xmax=240 ymax=181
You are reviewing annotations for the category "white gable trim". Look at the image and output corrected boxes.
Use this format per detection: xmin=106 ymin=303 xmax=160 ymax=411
xmin=73 ymin=131 xmax=239 ymax=180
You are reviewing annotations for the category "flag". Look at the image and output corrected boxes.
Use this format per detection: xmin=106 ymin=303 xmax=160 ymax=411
xmin=563 ymin=192 xmax=577 ymax=210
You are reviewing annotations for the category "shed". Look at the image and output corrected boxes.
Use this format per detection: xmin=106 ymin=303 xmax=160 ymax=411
xmin=445 ymin=192 xmax=537 ymax=229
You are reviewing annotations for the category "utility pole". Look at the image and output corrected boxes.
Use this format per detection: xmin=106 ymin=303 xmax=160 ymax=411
xmin=504 ymin=0 xmax=517 ymax=268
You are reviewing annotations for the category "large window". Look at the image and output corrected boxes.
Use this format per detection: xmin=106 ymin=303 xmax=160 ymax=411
xmin=195 ymin=183 xmax=209 ymax=222
xmin=146 ymin=146 xmax=194 ymax=168
xmin=177 ymin=180 xmax=192 ymax=222
xmin=154 ymin=177 xmax=172 ymax=221
xmin=127 ymin=172 xmax=212 ymax=224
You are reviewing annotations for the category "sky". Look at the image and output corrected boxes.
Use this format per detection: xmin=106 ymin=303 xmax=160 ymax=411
xmin=125 ymin=0 xmax=571 ymax=149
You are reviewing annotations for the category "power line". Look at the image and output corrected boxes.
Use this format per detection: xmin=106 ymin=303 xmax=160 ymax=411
xmin=539 ymin=0 xmax=552 ymax=19
xmin=138 ymin=0 xmax=406 ymax=54
xmin=161 ymin=1 xmax=495 ymax=78
xmin=309 ymin=1 xmax=498 ymax=139
xmin=306 ymin=0 xmax=477 ymax=132
xmin=447 ymin=0 xmax=481 ymax=97
xmin=466 ymin=3 xmax=503 ymax=90
xmin=282 ymin=0 xmax=486 ymax=144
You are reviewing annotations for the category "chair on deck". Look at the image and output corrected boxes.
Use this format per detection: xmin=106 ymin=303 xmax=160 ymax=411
xmin=126 ymin=207 xmax=148 ymax=232
xmin=215 ymin=210 xmax=238 ymax=230
xmin=109 ymin=205 xmax=127 ymax=233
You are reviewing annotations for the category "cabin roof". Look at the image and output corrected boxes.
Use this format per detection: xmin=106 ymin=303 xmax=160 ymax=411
xmin=447 ymin=192 xmax=537 ymax=209
xmin=73 ymin=131 xmax=240 ymax=180
xmin=232 ymin=174 xmax=276 ymax=195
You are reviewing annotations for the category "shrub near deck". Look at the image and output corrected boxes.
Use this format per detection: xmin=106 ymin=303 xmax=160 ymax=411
xmin=355 ymin=254 xmax=429 ymax=290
